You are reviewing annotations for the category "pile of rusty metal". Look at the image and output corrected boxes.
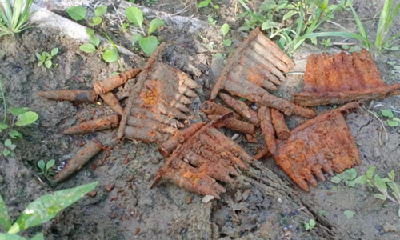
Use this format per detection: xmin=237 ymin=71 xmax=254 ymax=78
xmin=39 ymin=27 xmax=400 ymax=196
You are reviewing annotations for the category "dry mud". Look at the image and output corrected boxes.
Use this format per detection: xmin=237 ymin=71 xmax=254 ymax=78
xmin=0 ymin=0 xmax=400 ymax=239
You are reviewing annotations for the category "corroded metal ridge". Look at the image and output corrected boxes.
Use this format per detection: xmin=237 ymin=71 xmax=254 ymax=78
xmin=294 ymin=49 xmax=400 ymax=106
xmin=151 ymin=114 xmax=253 ymax=198
xmin=117 ymin=43 xmax=200 ymax=142
xmin=209 ymin=28 xmax=316 ymax=118
xmin=273 ymin=102 xmax=362 ymax=191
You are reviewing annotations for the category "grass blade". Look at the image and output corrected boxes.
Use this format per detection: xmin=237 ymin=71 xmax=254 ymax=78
xmin=296 ymin=4 xmax=304 ymax=36
xmin=375 ymin=0 xmax=391 ymax=49
xmin=294 ymin=31 xmax=368 ymax=50
xmin=4 ymin=0 xmax=13 ymax=26
xmin=11 ymin=0 xmax=23 ymax=30
xmin=349 ymin=5 xmax=368 ymax=39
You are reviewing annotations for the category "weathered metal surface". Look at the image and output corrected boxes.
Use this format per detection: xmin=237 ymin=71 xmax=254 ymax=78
xmin=209 ymin=28 xmax=316 ymax=118
xmin=117 ymin=43 xmax=199 ymax=142
xmin=273 ymin=102 xmax=362 ymax=191
xmin=151 ymin=115 xmax=253 ymax=198
xmin=294 ymin=49 xmax=400 ymax=106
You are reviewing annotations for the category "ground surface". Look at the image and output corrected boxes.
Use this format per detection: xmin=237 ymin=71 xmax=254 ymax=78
xmin=0 ymin=0 xmax=400 ymax=239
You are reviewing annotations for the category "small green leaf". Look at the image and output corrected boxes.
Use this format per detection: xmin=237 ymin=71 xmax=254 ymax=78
xmin=8 ymin=182 xmax=98 ymax=234
xmin=15 ymin=111 xmax=38 ymax=126
xmin=51 ymin=48 xmax=58 ymax=56
xmin=388 ymin=170 xmax=395 ymax=181
xmin=390 ymin=46 xmax=399 ymax=51
xmin=221 ymin=23 xmax=230 ymax=36
xmin=10 ymin=107 xmax=29 ymax=115
xmin=9 ymin=130 xmax=22 ymax=138
xmin=374 ymin=174 xmax=387 ymax=193
xmin=222 ymin=39 xmax=232 ymax=46
xmin=90 ymin=36 xmax=100 ymax=47
xmin=89 ymin=17 xmax=102 ymax=26
xmin=138 ymin=36 xmax=159 ymax=55
xmin=45 ymin=60 xmax=52 ymax=69
xmin=198 ymin=0 xmax=210 ymax=8
xmin=66 ymin=6 xmax=86 ymax=21
xmin=381 ymin=110 xmax=394 ymax=118
xmin=46 ymin=159 xmax=55 ymax=171
xmin=132 ymin=33 xmax=142 ymax=43
xmin=5 ymin=139 xmax=12 ymax=147
xmin=309 ymin=219 xmax=315 ymax=227
xmin=126 ymin=6 xmax=143 ymax=29
xmin=331 ymin=176 xmax=342 ymax=183
xmin=214 ymin=53 xmax=223 ymax=58
xmin=94 ymin=6 xmax=107 ymax=17
xmin=366 ymin=166 xmax=376 ymax=179
xmin=0 ymin=195 xmax=11 ymax=231
xmin=343 ymin=168 xmax=357 ymax=180
xmin=35 ymin=53 xmax=41 ymax=61
xmin=148 ymin=18 xmax=164 ymax=35
xmin=353 ymin=175 xmax=367 ymax=184
xmin=38 ymin=160 xmax=45 ymax=171
xmin=2 ymin=149 xmax=10 ymax=156
xmin=30 ymin=233 xmax=44 ymax=240
xmin=283 ymin=10 xmax=298 ymax=21
xmin=304 ymin=222 xmax=310 ymax=231
xmin=0 ymin=122 xmax=9 ymax=132
xmin=102 ymin=49 xmax=118 ymax=62
xmin=387 ymin=119 xmax=399 ymax=127
xmin=0 ymin=234 xmax=27 ymax=240
xmin=214 ymin=5 xmax=219 ymax=9
xmin=343 ymin=210 xmax=355 ymax=219
xmin=86 ymin=28 xmax=95 ymax=36
xmin=374 ymin=194 xmax=387 ymax=201
xmin=79 ymin=43 xmax=96 ymax=53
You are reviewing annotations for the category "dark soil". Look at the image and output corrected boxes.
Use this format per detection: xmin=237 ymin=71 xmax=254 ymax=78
xmin=0 ymin=0 xmax=399 ymax=239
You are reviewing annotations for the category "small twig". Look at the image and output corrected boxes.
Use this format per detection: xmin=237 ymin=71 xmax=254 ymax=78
xmin=362 ymin=106 xmax=388 ymax=142
xmin=109 ymin=0 xmax=124 ymax=28
xmin=332 ymin=42 xmax=356 ymax=46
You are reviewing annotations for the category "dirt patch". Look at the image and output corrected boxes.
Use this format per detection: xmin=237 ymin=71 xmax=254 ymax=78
xmin=0 ymin=0 xmax=400 ymax=239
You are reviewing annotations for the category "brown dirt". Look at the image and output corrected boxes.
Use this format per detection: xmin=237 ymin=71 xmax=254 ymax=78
xmin=0 ymin=0 xmax=399 ymax=239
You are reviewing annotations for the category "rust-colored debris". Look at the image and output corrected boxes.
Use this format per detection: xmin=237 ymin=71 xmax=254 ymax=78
xmin=94 ymin=68 xmax=141 ymax=95
xmin=270 ymin=109 xmax=290 ymax=139
xmin=209 ymin=28 xmax=315 ymax=118
xmin=219 ymin=93 xmax=259 ymax=126
xmin=273 ymin=102 xmax=362 ymax=191
xmin=99 ymin=92 xmax=123 ymax=115
xmin=54 ymin=139 xmax=103 ymax=182
xmin=39 ymin=90 xmax=98 ymax=103
xmin=117 ymin=43 xmax=199 ymax=142
xmin=63 ymin=114 xmax=119 ymax=135
xmin=258 ymin=106 xmax=276 ymax=155
xmin=151 ymin=115 xmax=253 ymax=198
xmin=207 ymin=114 xmax=254 ymax=134
xmin=294 ymin=49 xmax=400 ymax=106
xmin=200 ymin=101 xmax=241 ymax=119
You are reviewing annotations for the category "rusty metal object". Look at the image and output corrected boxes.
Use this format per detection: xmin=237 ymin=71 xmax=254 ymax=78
xmin=219 ymin=93 xmax=259 ymax=126
xmin=209 ymin=28 xmax=315 ymax=118
xmin=294 ymin=49 xmax=400 ymax=106
xmin=38 ymin=90 xmax=98 ymax=103
xmin=63 ymin=115 xmax=119 ymax=135
xmin=117 ymin=43 xmax=199 ymax=142
xmin=273 ymin=102 xmax=362 ymax=191
xmin=270 ymin=109 xmax=290 ymax=139
xmin=54 ymin=139 xmax=103 ymax=182
xmin=258 ymin=106 xmax=276 ymax=155
xmin=94 ymin=68 xmax=142 ymax=95
xmin=151 ymin=115 xmax=253 ymax=198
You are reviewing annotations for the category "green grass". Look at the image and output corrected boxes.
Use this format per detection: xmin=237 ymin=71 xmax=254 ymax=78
xmin=0 ymin=0 xmax=34 ymax=38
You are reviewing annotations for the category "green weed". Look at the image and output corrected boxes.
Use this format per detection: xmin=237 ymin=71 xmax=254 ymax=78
xmin=380 ymin=109 xmax=400 ymax=127
xmin=221 ymin=23 xmax=232 ymax=46
xmin=0 ymin=0 xmax=34 ymax=38
xmin=126 ymin=6 xmax=164 ymax=55
xmin=198 ymin=0 xmax=219 ymax=10
xmin=0 ymin=182 xmax=98 ymax=239
xmin=304 ymin=218 xmax=316 ymax=230
xmin=387 ymin=61 xmax=400 ymax=80
xmin=37 ymin=159 xmax=55 ymax=178
xmin=36 ymin=48 xmax=58 ymax=69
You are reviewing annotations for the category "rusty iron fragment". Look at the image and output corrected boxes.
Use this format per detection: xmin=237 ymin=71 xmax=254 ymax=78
xmin=294 ymin=49 xmax=400 ymax=106
xmin=270 ymin=109 xmax=290 ymax=139
xmin=54 ymin=139 xmax=103 ymax=182
xmin=63 ymin=115 xmax=119 ymax=135
xmin=151 ymin=115 xmax=253 ymax=198
xmin=258 ymin=106 xmax=276 ymax=155
xmin=94 ymin=69 xmax=142 ymax=95
xmin=209 ymin=28 xmax=315 ymax=118
xmin=219 ymin=93 xmax=259 ymax=126
xmin=39 ymin=90 xmax=98 ymax=103
xmin=273 ymin=102 xmax=362 ymax=191
xmin=210 ymin=28 xmax=294 ymax=101
xmin=117 ymin=43 xmax=199 ymax=142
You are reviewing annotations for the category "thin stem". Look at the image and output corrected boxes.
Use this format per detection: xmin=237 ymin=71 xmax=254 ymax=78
xmin=363 ymin=107 xmax=388 ymax=142
xmin=0 ymin=77 xmax=7 ymax=123
xmin=370 ymin=178 xmax=400 ymax=204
